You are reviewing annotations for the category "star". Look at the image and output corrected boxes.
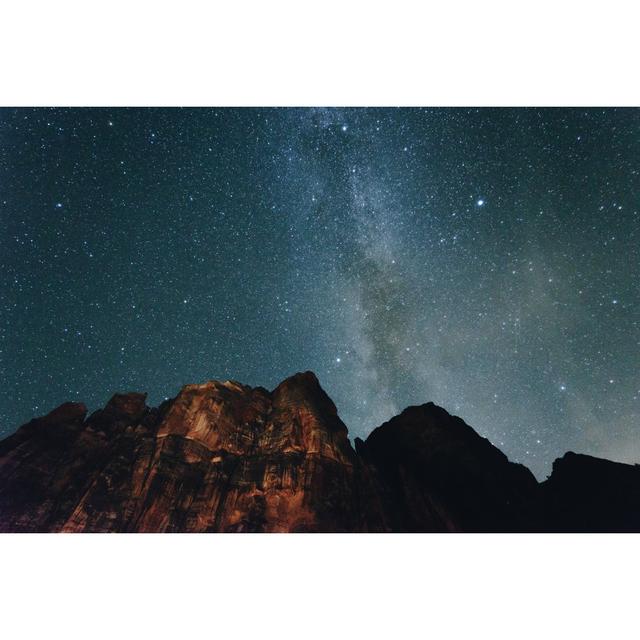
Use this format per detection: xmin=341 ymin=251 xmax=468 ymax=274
xmin=0 ymin=106 xmax=638 ymax=485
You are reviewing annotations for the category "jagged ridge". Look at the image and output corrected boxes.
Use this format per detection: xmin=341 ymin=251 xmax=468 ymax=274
xmin=1 ymin=371 xmax=639 ymax=532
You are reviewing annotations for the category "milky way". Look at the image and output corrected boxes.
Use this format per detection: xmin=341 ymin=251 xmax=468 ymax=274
xmin=1 ymin=107 xmax=639 ymax=478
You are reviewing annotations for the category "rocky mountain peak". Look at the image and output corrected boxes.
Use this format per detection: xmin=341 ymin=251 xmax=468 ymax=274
xmin=1 ymin=371 xmax=638 ymax=532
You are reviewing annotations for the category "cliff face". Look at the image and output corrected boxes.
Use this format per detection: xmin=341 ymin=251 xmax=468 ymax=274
xmin=1 ymin=371 xmax=639 ymax=532
xmin=0 ymin=372 xmax=371 ymax=532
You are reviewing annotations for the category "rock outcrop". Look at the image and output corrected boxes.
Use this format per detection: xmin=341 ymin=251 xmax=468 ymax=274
xmin=1 ymin=371 xmax=639 ymax=532
xmin=537 ymin=452 xmax=640 ymax=532
xmin=355 ymin=403 xmax=538 ymax=532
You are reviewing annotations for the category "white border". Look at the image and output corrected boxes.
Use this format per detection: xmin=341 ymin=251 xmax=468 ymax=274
xmin=2 ymin=533 xmax=638 ymax=640
xmin=0 ymin=0 xmax=639 ymax=105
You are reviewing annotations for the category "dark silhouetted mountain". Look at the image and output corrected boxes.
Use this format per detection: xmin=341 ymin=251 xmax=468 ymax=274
xmin=1 ymin=372 xmax=638 ymax=532
xmin=538 ymin=452 xmax=640 ymax=532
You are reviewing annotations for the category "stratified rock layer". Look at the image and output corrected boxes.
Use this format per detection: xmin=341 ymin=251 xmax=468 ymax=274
xmin=1 ymin=372 xmax=639 ymax=532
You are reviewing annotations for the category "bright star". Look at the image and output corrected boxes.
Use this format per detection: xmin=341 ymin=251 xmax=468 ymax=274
xmin=477 ymin=199 xmax=485 ymax=206
xmin=341 ymin=125 xmax=348 ymax=132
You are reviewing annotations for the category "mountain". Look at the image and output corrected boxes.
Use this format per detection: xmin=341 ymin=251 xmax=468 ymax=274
xmin=1 ymin=371 xmax=639 ymax=532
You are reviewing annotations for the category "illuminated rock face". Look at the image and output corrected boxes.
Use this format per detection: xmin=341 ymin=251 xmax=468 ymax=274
xmin=1 ymin=371 xmax=639 ymax=532
xmin=0 ymin=372 xmax=375 ymax=532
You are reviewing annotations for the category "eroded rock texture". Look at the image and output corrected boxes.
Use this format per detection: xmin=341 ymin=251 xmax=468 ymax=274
xmin=1 ymin=371 xmax=639 ymax=532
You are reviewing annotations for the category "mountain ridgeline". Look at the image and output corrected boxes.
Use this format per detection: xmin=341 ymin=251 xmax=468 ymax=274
xmin=1 ymin=371 xmax=639 ymax=532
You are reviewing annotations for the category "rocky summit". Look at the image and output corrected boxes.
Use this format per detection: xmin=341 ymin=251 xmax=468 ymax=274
xmin=1 ymin=371 xmax=639 ymax=532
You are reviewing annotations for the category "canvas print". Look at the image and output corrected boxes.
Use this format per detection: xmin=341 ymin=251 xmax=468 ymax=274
xmin=0 ymin=107 xmax=638 ymax=532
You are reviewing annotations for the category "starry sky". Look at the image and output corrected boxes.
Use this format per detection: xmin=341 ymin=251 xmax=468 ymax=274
xmin=0 ymin=107 xmax=638 ymax=478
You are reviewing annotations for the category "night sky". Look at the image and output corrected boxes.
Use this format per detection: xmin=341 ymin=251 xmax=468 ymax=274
xmin=1 ymin=108 xmax=638 ymax=478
